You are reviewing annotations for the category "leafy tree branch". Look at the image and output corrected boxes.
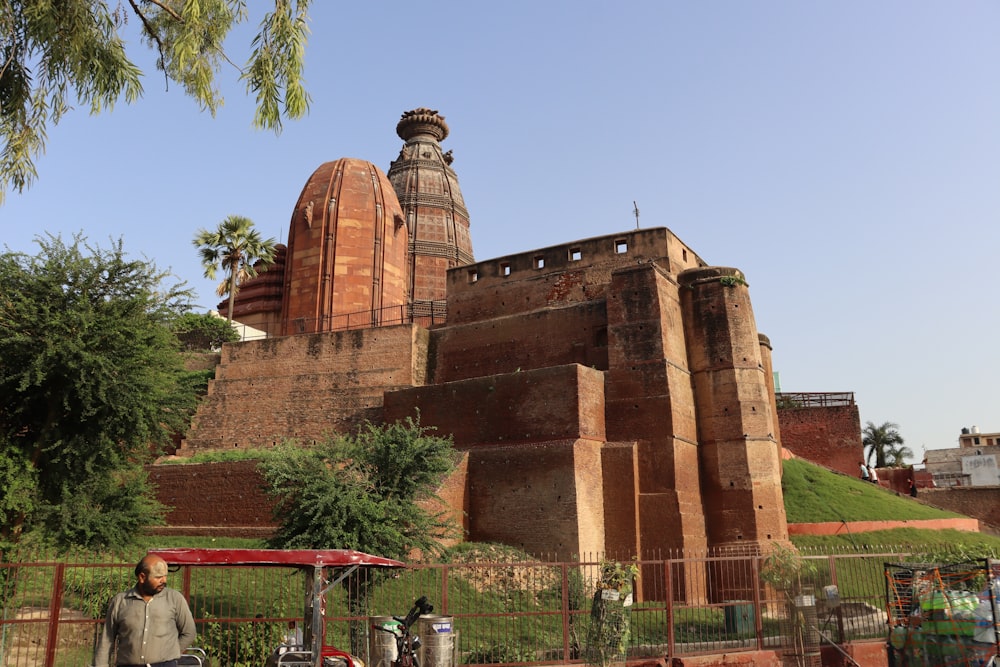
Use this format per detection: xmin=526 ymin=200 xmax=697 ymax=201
xmin=1 ymin=0 xmax=313 ymax=203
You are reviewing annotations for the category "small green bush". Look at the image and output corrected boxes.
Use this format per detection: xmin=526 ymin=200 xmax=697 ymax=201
xmin=62 ymin=567 xmax=132 ymax=619
xmin=464 ymin=640 xmax=536 ymax=664
xmin=200 ymin=614 xmax=286 ymax=667
xmin=584 ymin=561 xmax=638 ymax=667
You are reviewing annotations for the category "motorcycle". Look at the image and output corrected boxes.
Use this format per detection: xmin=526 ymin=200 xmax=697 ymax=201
xmin=373 ymin=596 xmax=434 ymax=667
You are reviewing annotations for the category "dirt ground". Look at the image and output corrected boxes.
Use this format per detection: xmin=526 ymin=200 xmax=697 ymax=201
xmin=3 ymin=606 xmax=95 ymax=667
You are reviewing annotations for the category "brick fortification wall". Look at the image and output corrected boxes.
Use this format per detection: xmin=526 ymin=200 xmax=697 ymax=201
xmin=917 ymin=487 xmax=1000 ymax=533
xmin=148 ymin=461 xmax=276 ymax=538
xmin=180 ymin=324 xmax=428 ymax=453
xmin=383 ymin=231 xmax=790 ymax=608
xmin=384 ymin=364 xmax=609 ymax=557
xmin=778 ymin=405 xmax=862 ymax=477
xmin=180 ymin=228 xmax=791 ymax=589
xmin=148 ymin=456 xmax=473 ymax=542
xmin=183 ymin=352 xmax=222 ymax=372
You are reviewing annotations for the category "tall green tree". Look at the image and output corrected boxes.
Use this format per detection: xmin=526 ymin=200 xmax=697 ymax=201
xmin=258 ymin=417 xmax=458 ymax=558
xmin=193 ymin=215 xmax=277 ymax=321
xmin=1 ymin=1 xmax=312 ymax=203
xmin=0 ymin=234 xmax=200 ymax=551
xmin=863 ymin=421 xmax=906 ymax=468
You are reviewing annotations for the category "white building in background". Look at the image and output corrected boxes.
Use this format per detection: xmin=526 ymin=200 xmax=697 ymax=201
xmin=923 ymin=426 xmax=1000 ymax=487
xmin=210 ymin=310 xmax=267 ymax=341
xmin=958 ymin=425 xmax=1000 ymax=448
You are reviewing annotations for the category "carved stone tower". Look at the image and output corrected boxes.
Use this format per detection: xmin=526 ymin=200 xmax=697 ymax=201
xmin=387 ymin=108 xmax=475 ymax=322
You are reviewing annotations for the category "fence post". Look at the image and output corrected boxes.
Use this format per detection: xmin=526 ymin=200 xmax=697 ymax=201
xmin=181 ymin=566 xmax=193 ymax=603
xmin=751 ymin=555 xmax=763 ymax=651
xmin=440 ymin=563 xmax=449 ymax=614
xmin=664 ymin=559 xmax=675 ymax=658
xmin=560 ymin=563 xmax=571 ymax=663
xmin=43 ymin=562 xmax=67 ymax=667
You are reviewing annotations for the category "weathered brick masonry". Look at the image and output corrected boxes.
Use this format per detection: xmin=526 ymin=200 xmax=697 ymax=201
xmin=279 ymin=159 xmax=409 ymax=337
xmin=148 ymin=461 xmax=276 ymax=537
xmin=149 ymin=457 xmax=469 ymax=541
xmin=180 ymin=325 xmax=428 ymax=453
xmin=916 ymin=487 xmax=1000 ymax=531
xmin=777 ymin=405 xmax=862 ymax=478
xmin=180 ymin=224 xmax=792 ymax=606
xmin=384 ymin=364 xmax=608 ymax=556
xmin=679 ymin=267 xmax=786 ymax=560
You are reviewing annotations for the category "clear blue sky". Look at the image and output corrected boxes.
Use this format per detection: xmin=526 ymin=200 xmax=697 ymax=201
xmin=4 ymin=2 xmax=998 ymax=459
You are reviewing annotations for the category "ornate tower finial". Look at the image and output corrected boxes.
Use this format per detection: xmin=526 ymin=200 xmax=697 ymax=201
xmin=387 ymin=108 xmax=473 ymax=324
xmin=396 ymin=108 xmax=449 ymax=142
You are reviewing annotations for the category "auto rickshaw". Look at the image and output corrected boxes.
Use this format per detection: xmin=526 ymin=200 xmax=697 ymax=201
xmin=150 ymin=548 xmax=406 ymax=667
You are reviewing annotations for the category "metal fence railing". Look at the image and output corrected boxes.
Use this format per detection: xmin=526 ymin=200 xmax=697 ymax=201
xmin=225 ymin=303 xmax=450 ymax=342
xmin=775 ymin=392 xmax=855 ymax=409
xmin=0 ymin=547 xmax=913 ymax=667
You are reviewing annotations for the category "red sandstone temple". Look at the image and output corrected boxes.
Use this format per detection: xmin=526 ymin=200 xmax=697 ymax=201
xmin=179 ymin=108 xmax=790 ymax=599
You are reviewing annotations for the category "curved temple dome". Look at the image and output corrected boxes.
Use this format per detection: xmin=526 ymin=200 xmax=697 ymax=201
xmin=279 ymin=158 xmax=409 ymax=336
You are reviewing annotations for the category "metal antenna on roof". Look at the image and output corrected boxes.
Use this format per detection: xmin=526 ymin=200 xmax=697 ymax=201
xmin=633 ymin=201 xmax=640 ymax=229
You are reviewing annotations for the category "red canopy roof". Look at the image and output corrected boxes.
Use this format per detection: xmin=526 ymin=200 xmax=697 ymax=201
xmin=149 ymin=548 xmax=405 ymax=569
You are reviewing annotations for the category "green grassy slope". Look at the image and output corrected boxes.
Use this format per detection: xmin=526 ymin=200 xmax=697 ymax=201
xmin=782 ymin=457 xmax=1000 ymax=553
xmin=781 ymin=458 xmax=964 ymax=523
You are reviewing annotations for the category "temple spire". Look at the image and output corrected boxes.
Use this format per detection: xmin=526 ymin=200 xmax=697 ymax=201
xmin=387 ymin=108 xmax=474 ymax=324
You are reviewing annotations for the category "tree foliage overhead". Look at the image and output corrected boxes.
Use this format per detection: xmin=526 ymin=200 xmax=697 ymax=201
xmin=0 ymin=234 xmax=200 ymax=550
xmin=0 ymin=0 xmax=312 ymax=203
xmin=193 ymin=214 xmax=277 ymax=321
xmin=258 ymin=418 xmax=459 ymax=560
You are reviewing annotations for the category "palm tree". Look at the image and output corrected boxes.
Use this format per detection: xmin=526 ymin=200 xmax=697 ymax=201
xmin=885 ymin=443 xmax=915 ymax=467
xmin=862 ymin=421 xmax=905 ymax=468
xmin=193 ymin=215 xmax=277 ymax=321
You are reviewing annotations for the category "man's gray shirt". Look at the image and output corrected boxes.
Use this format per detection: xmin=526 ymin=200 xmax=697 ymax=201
xmin=93 ymin=586 xmax=196 ymax=667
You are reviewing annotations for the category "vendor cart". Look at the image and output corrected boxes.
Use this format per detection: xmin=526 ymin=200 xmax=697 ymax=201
xmin=151 ymin=548 xmax=406 ymax=667
xmin=885 ymin=559 xmax=1000 ymax=666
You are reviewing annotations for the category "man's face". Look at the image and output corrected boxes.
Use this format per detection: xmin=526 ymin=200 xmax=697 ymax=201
xmin=139 ymin=561 xmax=168 ymax=596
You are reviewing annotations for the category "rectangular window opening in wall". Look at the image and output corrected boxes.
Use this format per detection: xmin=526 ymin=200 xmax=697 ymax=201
xmin=534 ymin=256 xmax=545 ymax=269
xmin=615 ymin=239 xmax=628 ymax=254
xmin=682 ymin=249 xmax=688 ymax=261
xmin=595 ymin=327 xmax=608 ymax=348
xmin=570 ymin=248 xmax=582 ymax=261
xmin=500 ymin=261 xmax=511 ymax=277
xmin=468 ymin=269 xmax=478 ymax=283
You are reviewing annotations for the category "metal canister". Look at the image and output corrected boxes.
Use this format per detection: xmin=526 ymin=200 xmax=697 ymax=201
xmin=368 ymin=616 xmax=400 ymax=667
xmin=416 ymin=615 xmax=455 ymax=667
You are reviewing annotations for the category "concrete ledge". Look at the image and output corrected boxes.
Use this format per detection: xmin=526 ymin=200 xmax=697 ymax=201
xmin=788 ymin=518 xmax=979 ymax=535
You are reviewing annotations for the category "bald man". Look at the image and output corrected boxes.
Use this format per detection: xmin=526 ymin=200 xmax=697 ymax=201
xmin=93 ymin=554 xmax=196 ymax=667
